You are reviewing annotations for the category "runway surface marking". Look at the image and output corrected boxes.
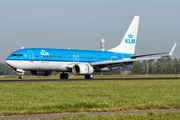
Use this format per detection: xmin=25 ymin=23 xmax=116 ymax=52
xmin=1 ymin=109 xmax=180 ymax=120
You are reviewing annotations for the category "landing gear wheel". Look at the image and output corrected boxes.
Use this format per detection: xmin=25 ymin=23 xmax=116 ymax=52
xmin=18 ymin=75 xmax=24 ymax=79
xmin=85 ymin=74 xmax=93 ymax=79
xmin=64 ymin=73 xmax=68 ymax=79
xmin=60 ymin=73 xmax=69 ymax=79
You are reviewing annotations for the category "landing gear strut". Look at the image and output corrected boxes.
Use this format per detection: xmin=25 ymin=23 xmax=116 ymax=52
xmin=84 ymin=74 xmax=93 ymax=79
xmin=60 ymin=72 xmax=69 ymax=79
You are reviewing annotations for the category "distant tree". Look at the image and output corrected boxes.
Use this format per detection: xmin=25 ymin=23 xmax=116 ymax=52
xmin=0 ymin=63 xmax=4 ymax=75
xmin=132 ymin=61 xmax=145 ymax=74
xmin=156 ymin=59 xmax=166 ymax=74
xmin=141 ymin=60 xmax=147 ymax=74
xmin=173 ymin=58 xmax=180 ymax=74
xmin=132 ymin=58 xmax=180 ymax=74
xmin=165 ymin=58 xmax=175 ymax=74
xmin=0 ymin=63 xmax=16 ymax=75
xmin=148 ymin=60 xmax=157 ymax=74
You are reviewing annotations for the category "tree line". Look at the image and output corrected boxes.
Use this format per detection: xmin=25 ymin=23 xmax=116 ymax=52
xmin=132 ymin=58 xmax=180 ymax=74
xmin=0 ymin=63 xmax=15 ymax=75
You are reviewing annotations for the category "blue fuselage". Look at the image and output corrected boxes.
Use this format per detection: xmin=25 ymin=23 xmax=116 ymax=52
xmin=6 ymin=48 xmax=135 ymax=63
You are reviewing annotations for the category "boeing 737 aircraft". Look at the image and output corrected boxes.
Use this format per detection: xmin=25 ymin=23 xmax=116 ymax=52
xmin=5 ymin=16 xmax=177 ymax=79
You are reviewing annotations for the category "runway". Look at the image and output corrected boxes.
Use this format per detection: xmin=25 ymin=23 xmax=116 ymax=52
xmin=1 ymin=109 xmax=180 ymax=120
xmin=0 ymin=77 xmax=180 ymax=82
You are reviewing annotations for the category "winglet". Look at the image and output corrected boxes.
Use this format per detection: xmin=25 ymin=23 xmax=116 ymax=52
xmin=167 ymin=42 xmax=177 ymax=56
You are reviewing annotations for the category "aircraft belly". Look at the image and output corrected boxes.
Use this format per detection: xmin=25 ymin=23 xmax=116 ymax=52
xmin=30 ymin=61 xmax=71 ymax=71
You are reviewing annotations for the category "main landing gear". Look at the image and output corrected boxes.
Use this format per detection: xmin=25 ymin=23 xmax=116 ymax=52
xmin=60 ymin=72 xmax=69 ymax=79
xmin=84 ymin=74 xmax=94 ymax=79
xmin=59 ymin=73 xmax=94 ymax=79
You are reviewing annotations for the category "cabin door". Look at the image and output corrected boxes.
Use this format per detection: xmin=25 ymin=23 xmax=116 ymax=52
xmin=28 ymin=50 xmax=34 ymax=62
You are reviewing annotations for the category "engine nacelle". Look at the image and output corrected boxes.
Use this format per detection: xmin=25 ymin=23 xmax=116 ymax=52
xmin=30 ymin=71 xmax=52 ymax=76
xmin=72 ymin=64 xmax=94 ymax=75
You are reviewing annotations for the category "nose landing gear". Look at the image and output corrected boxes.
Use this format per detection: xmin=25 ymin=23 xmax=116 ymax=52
xmin=15 ymin=69 xmax=25 ymax=79
xmin=18 ymin=75 xmax=24 ymax=79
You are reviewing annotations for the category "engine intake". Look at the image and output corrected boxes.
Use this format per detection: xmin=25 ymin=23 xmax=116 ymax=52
xmin=72 ymin=64 xmax=94 ymax=75
xmin=30 ymin=71 xmax=52 ymax=76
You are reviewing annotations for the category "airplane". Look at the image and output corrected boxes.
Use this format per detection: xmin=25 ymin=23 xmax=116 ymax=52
xmin=5 ymin=16 xmax=177 ymax=79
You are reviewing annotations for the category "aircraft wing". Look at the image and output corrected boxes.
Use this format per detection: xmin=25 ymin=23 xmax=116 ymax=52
xmin=91 ymin=42 xmax=177 ymax=68
xmin=67 ymin=56 xmax=162 ymax=70
xmin=91 ymin=56 xmax=161 ymax=66
xmin=66 ymin=43 xmax=177 ymax=71
xmin=130 ymin=52 xmax=168 ymax=58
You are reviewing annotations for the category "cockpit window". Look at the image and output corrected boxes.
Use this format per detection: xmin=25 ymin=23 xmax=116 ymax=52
xmin=10 ymin=54 xmax=23 ymax=57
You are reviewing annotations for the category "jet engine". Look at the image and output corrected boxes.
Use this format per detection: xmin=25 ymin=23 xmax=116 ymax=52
xmin=30 ymin=70 xmax=52 ymax=76
xmin=72 ymin=64 xmax=94 ymax=75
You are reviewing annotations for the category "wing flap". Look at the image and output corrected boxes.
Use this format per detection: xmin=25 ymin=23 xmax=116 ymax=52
xmin=130 ymin=52 xmax=168 ymax=58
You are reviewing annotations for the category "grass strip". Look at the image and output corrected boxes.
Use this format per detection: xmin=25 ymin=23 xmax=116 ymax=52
xmin=0 ymin=80 xmax=180 ymax=116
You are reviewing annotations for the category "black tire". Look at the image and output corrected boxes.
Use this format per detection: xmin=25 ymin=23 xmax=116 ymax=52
xmin=18 ymin=75 xmax=24 ymax=79
xmin=64 ymin=73 xmax=69 ymax=79
xmin=60 ymin=73 xmax=69 ymax=79
xmin=85 ymin=74 xmax=93 ymax=79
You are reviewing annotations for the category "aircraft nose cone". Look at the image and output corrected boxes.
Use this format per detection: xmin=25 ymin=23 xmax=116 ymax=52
xmin=5 ymin=60 xmax=10 ymax=66
xmin=5 ymin=60 xmax=14 ymax=68
xmin=5 ymin=60 xmax=9 ymax=64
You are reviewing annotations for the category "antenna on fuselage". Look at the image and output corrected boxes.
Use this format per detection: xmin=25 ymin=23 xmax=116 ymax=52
xmin=21 ymin=46 xmax=24 ymax=49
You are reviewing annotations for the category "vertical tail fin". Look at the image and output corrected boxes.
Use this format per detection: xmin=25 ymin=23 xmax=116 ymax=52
xmin=108 ymin=16 xmax=140 ymax=54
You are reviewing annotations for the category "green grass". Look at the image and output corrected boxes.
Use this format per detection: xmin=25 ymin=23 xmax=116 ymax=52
xmin=39 ymin=113 xmax=180 ymax=120
xmin=1 ymin=80 xmax=180 ymax=116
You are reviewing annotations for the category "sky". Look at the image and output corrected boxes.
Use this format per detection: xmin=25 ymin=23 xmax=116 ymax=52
xmin=0 ymin=0 xmax=180 ymax=62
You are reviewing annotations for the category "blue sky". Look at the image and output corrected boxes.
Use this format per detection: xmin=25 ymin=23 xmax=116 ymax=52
xmin=0 ymin=0 xmax=180 ymax=62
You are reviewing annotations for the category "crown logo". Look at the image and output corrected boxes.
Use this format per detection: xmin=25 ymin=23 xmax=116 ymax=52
xmin=128 ymin=33 xmax=133 ymax=38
